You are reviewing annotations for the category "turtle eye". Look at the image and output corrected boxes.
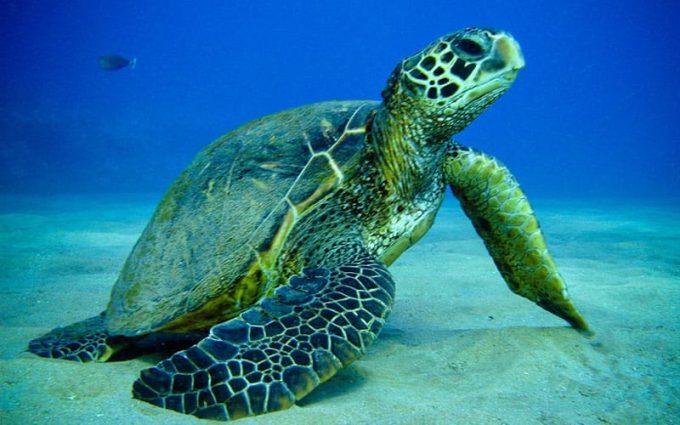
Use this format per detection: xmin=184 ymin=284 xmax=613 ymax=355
xmin=456 ymin=38 xmax=484 ymax=56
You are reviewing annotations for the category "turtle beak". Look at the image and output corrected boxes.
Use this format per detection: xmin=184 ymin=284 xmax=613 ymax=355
xmin=493 ymin=32 xmax=525 ymax=83
xmin=497 ymin=33 xmax=525 ymax=70
xmin=460 ymin=31 xmax=524 ymax=102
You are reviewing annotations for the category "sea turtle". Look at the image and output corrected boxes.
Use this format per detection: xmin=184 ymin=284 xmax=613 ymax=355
xmin=29 ymin=27 xmax=589 ymax=421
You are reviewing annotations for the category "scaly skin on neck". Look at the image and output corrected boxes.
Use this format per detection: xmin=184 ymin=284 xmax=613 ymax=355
xmin=367 ymin=105 xmax=449 ymax=201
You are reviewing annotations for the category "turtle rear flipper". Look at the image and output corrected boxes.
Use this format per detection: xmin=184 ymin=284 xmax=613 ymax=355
xmin=132 ymin=251 xmax=394 ymax=420
xmin=28 ymin=313 xmax=127 ymax=362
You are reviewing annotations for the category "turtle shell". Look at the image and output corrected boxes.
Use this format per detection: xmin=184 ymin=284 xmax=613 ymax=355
xmin=105 ymin=100 xmax=378 ymax=336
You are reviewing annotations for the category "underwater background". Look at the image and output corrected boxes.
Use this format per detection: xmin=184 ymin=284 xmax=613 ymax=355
xmin=1 ymin=0 xmax=678 ymax=198
xmin=1 ymin=1 xmax=679 ymax=424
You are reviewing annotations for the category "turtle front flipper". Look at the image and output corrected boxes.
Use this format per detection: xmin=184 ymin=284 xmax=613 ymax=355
xmin=28 ymin=313 xmax=127 ymax=362
xmin=444 ymin=142 xmax=590 ymax=334
xmin=132 ymin=255 xmax=394 ymax=420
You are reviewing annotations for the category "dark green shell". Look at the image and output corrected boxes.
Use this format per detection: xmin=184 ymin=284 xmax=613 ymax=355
xmin=106 ymin=100 xmax=378 ymax=335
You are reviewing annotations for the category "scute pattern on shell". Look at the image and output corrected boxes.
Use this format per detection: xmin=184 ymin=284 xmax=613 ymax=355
xmin=106 ymin=101 xmax=379 ymax=336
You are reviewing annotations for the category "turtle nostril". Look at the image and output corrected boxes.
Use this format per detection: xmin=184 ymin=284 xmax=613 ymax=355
xmin=456 ymin=38 xmax=483 ymax=56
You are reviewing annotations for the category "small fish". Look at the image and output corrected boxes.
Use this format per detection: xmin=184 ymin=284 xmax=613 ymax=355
xmin=98 ymin=54 xmax=137 ymax=71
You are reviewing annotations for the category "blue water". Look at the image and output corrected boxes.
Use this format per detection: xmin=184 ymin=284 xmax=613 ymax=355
xmin=1 ymin=0 xmax=678 ymax=198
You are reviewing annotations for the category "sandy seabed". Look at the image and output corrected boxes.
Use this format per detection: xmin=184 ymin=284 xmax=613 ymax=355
xmin=0 ymin=194 xmax=678 ymax=424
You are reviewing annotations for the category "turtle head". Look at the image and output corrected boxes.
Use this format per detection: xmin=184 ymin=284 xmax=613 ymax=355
xmin=382 ymin=28 xmax=524 ymax=140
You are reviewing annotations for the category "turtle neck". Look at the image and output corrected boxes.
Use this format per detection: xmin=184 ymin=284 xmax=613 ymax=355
xmin=366 ymin=103 xmax=449 ymax=202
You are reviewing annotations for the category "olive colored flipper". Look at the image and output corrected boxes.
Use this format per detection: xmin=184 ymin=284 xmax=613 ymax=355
xmin=132 ymin=256 xmax=395 ymax=420
xmin=28 ymin=313 xmax=125 ymax=362
xmin=444 ymin=142 xmax=589 ymax=333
